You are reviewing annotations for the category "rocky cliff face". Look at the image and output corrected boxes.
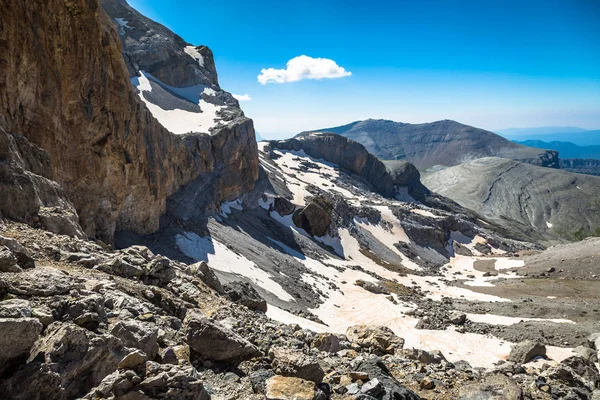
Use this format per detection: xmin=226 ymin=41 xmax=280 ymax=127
xmin=269 ymin=132 xmax=424 ymax=198
xmin=0 ymin=0 xmax=258 ymax=243
xmin=560 ymin=158 xmax=600 ymax=177
xmin=308 ymin=119 xmax=559 ymax=170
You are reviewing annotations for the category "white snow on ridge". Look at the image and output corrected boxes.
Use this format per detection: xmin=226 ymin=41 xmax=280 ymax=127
xmin=130 ymin=71 xmax=223 ymax=135
xmin=466 ymin=313 xmax=575 ymax=326
xmin=184 ymin=45 xmax=205 ymax=67
xmin=175 ymin=232 xmax=294 ymax=302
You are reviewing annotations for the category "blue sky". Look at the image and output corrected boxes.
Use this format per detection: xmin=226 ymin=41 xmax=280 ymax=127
xmin=129 ymin=0 xmax=600 ymax=138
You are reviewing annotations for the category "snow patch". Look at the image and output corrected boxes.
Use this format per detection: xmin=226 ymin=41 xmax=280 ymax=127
xmin=175 ymin=232 xmax=294 ymax=302
xmin=184 ymin=45 xmax=205 ymax=67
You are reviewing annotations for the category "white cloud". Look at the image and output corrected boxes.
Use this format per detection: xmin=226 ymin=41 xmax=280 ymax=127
xmin=232 ymin=93 xmax=252 ymax=101
xmin=257 ymin=55 xmax=352 ymax=85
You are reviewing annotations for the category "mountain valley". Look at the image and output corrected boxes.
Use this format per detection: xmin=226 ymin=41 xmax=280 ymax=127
xmin=0 ymin=1 xmax=599 ymax=400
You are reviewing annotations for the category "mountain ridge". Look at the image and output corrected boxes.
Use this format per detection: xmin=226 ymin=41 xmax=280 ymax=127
xmin=305 ymin=119 xmax=559 ymax=170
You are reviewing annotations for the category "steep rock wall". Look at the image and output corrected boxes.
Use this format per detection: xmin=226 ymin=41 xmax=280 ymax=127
xmin=0 ymin=0 xmax=258 ymax=243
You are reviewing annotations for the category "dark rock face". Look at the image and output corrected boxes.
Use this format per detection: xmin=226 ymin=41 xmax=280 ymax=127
xmin=354 ymin=358 xmax=421 ymax=400
xmin=560 ymin=158 xmax=600 ymax=176
xmin=308 ymin=119 xmax=559 ymax=170
xmin=270 ymin=132 xmax=423 ymax=198
xmin=224 ymin=281 xmax=268 ymax=312
xmin=293 ymin=202 xmax=332 ymax=237
xmin=0 ymin=0 xmax=258 ymax=243
xmin=184 ymin=312 xmax=260 ymax=362
xmin=0 ymin=317 xmax=43 ymax=375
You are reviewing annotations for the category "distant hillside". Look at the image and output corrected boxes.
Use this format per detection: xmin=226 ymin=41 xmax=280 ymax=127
xmin=515 ymin=140 xmax=600 ymax=160
xmin=306 ymin=119 xmax=558 ymax=170
xmin=422 ymin=157 xmax=600 ymax=242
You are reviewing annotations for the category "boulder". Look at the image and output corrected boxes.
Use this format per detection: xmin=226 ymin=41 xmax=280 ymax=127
xmin=588 ymin=333 xmax=600 ymax=350
xmin=293 ymin=202 xmax=331 ymax=237
xmin=1 ymin=322 xmax=125 ymax=399
xmin=273 ymin=197 xmax=296 ymax=216
xmin=400 ymin=348 xmax=447 ymax=364
xmin=311 ymin=332 xmax=341 ymax=353
xmin=458 ymin=374 xmax=522 ymax=400
xmin=361 ymin=378 xmax=384 ymax=396
xmin=270 ymin=347 xmax=325 ymax=383
xmin=449 ymin=311 xmax=467 ymax=325
xmin=0 ymin=246 xmax=21 ymax=272
xmin=0 ymin=235 xmax=35 ymax=269
xmin=355 ymin=279 xmax=390 ymax=295
xmin=265 ymin=376 xmax=315 ymax=400
xmin=355 ymin=358 xmax=420 ymax=400
xmin=508 ymin=340 xmax=546 ymax=363
xmin=85 ymin=361 xmax=210 ymax=400
xmin=118 ymin=349 xmax=147 ymax=369
xmin=67 ymin=294 xmax=107 ymax=330
xmin=110 ymin=320 xmax=159 ymax=360
xmin=0 ymin=299 xmax=32 ymax=318
xmin=189 ymin=261 xmax=225 ymax=294
xmin=184 ymin=311 xmax=259 ymax=361
xmin=0 ymin=317 xmax=43 ymax=375
xmin=346 ymin=325 xmax=404 ymax=354
xmin=223 ymin=281 xmax=267 ymax=312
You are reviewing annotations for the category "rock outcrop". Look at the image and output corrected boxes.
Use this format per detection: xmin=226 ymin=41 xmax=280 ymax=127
xmin=0 ymin=0 xmax=258 ymax=243
xmin=269 ymin=132 xmax=424 ymax=198
xmin=307 ymin=119 xmax=559 ymax=170
xmin=560 ymin=158 xmax=600 ymax=176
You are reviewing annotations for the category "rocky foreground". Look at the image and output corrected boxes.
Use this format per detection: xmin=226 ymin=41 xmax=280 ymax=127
xmin=1 ymin=220 xmax=599 ymax=400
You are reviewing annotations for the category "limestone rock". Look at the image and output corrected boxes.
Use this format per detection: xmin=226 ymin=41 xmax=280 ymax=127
xmin=355 ymin=279 xmax=390 ymax=295
xmin=273 ymin=197 xmax=296 ymax=216
xmin=223 ymin=281 xmax=267 ymax=312
xmin=118 ymin=349 xmax=147 ymax=369
xmin=0 ymin=246 xmax=20 ymax=272
xmin=354 ymin=358 xmax=420 ymax=400
xmin=0 ymin=299 xmax=32 ymax=318
xmin=0 ymin=317 xmax=43 ymax=375
xmin=270 ymin=347 xmax=325 ymax=383
xmin=184 ymin=311 xmax=259 ymax=361
xmin=293 ymin=202 xmax=331 ymax=237
xmin=311 ymin=333 xmax=341 ymax=353
xmin=110 ymin=320 xmax=159 ymax=360
xmin=265 ymin=375 xmax=315 ymax=400
xmin=508 ymin=340 xmax=546 ymax=363
xmin=346 ymin=325 xmax=404 ymax=354
xmin=458 ymin=374 xmax=522 ymax=400
xmin=189 ymin=261 xmax=225 ymax=294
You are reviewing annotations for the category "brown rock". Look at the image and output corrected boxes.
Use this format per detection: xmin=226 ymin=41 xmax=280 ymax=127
xmin=346 ymin=325 xmax=404 ymax=354
xmin=311 ymin=332 xmax=341 ymax=353
xmin=292 ymin=202 xmax=331 ymax=237
xmin=265 ymin=376 xmax=315 ymax=400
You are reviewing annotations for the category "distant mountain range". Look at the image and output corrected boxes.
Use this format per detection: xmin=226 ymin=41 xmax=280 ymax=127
xmin=515 ymin=140 xmax=600 ymax=160
xmin=306 ymin=119 xmax=558 ymax=170
xmin=497 ymin=127 xmax=600 ymax=146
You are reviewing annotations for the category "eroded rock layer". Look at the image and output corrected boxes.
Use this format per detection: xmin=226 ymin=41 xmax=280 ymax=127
xmin=0 ymin=0 xmax=258 ymax=243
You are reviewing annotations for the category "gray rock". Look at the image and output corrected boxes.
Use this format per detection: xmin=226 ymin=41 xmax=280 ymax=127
xmin=118 ymin=349 xmax=147 ymax=369
xmin=508 ymin=340 xmax=546 ymax=363
xmin=311 ymin=332 xmax=341 ymax=353
xmin=0 ymin=246 xmax=20 ymax=272
xmin=184 ymin=311 xmax=259 ymax=361
xmin=0 ymin=299 xmax=32 ymax=318
xmin=574 ymin=345 xmax=598 ymax=362
xmin=270 ymin=346 xmax=325 ymax=383
xmin=1 ymin=322 xmax=125 ymax=399
xmin=449 ymin=311 xmax=467 ymax=325
xmin=355 ymin=279 xmax=390 ymax=295
xmin=110 ymin=320 xmax=159 ymax=360
xmin=0 ymin=317 xmax=43 ymax=375
xmin=224 ymin=281 xmax=267 ymax=312
xmin=458 ymin=374 xmax=522 ymax=400
xmin=0 ymin=235 xmax=35 ymax=269
xmin=588 ymin=333 xmax=600 ymax=350
xmin=346 ymin=325 xmax=405 ymax=354
xmin=189 ymin=261 xmax=225 ymax=294
xmin=355 ymin=358 xmax=420 ymax=400
xmin=361 ymin=378 xmax=384 ymax=396
xmin=67 ymin=294 xmax=107 ymax=330
xmin=249 ymin=369 xmax=276 ymax=394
